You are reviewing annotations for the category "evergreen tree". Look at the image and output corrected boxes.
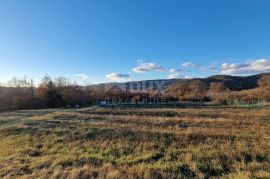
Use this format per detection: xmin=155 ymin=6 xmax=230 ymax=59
xmin=39 ymin=75 xmax=64 ymax=107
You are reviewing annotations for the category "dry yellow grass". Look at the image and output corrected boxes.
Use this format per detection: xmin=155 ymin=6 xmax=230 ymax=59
xmin=0 ymin=106 xmax=269 ymax=178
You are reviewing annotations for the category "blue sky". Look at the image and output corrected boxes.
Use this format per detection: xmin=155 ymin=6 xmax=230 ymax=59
xmin=1 ymin=0 xmax=270 ymax=84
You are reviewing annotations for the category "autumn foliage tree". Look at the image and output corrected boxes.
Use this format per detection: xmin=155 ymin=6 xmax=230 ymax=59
xmin=257 ymin=75 xmax=270 ymax=100
xmin=166 ymin=80 xmax=208 ymax=101
xmin=189 ymin=80 xmax=208 ymax=101
xmin=258 ymin=75 xmax=270 ymax=89
xmin=38 ymin=76 xmax=63 ymax=107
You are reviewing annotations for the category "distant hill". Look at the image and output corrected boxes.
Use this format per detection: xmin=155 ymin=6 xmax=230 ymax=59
xmin=93 ymin=73 xmax=270 ymax=93
xmin=93 ymin=79 xmax=181 ymax=93
xmin=186 ymin=73 xmax=268 ymax=91
xmin=203 ymin=74 xmax=263 ymax=90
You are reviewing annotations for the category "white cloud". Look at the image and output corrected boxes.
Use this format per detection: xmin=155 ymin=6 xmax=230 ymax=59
xmin=182 ymin=62 xmax=201 ymax=68
xmin=168 ymin=68 xmax=181 ymax=79
xmin=167 ymin=68 xmax=189 ymax=79
xmin=168 ymin=74 xmax=192 ymax=79
xmin=184 ymin=75 xmax=193 ymax=79
xmin=182 ymin=61 xmax=219 ymax=72
xmin=220 ymin=59 xmax=270 ymax=75
xmin=168 ymin=74 xmax=179 ymax=79
xmin=106 ymin=73 xmax=130 ymax=82
xmin=168 ymin=74 xmax=180 ymax=79
xmin=132 ymin=62 xmax=165 ymax=73
xmin=168 ymin=68 xmax=184 ymax=73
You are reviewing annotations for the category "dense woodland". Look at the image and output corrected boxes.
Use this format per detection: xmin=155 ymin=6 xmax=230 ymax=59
xmin=0 ymin=74 xmax=270 ymax=111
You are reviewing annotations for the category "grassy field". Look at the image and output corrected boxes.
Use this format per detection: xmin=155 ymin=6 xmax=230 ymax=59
xmin=0 ymin=107 xmax=269 ymax=178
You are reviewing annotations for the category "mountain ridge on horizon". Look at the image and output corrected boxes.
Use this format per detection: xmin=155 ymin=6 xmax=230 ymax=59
xmin=92 ymin=73 xmax=270 ymax=92
xmin=98 ymin=73 xmax=270 ymax=84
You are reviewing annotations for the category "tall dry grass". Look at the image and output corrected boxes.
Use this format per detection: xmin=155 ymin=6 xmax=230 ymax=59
xmin=0 ymin=107 xmax=269 ymax=178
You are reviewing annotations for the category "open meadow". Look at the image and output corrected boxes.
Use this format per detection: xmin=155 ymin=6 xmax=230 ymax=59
xmin=0 ymin=106 xmax=269 ymax=178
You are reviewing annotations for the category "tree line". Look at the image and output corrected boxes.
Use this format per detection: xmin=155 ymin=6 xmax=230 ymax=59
xmin=0 ymin=76 xmax=94 ymax=111
xmin=0 ymin=74 xmax=270 ymax=111
xmin=165 ymin=74 xmax=270 ymax=104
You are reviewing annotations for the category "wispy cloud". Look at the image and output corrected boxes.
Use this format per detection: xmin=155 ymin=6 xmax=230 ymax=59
xmin=182 ymin=61 xmax=219 ymax=73
xmin=106 ymin=73 xmax=130 ymax=82
xmin=168 ymin=74 xmax=180 ymax=79
xmin=168 ymin=68 xmax=184 ymax=73
xmin=132 ymin=62 xmax=165 ymax=73
xmin=220 ymin=59 xmax=270 ymax=75
xmin=167 ymin=68 xmax=189 ymax=79
xmin=200 ymin=65 xmax=218 ymax=72
xmin=182 ymin=62 xmax=201 ymax=68
xmin=168 ymin=74 xmax=192 ymax=79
